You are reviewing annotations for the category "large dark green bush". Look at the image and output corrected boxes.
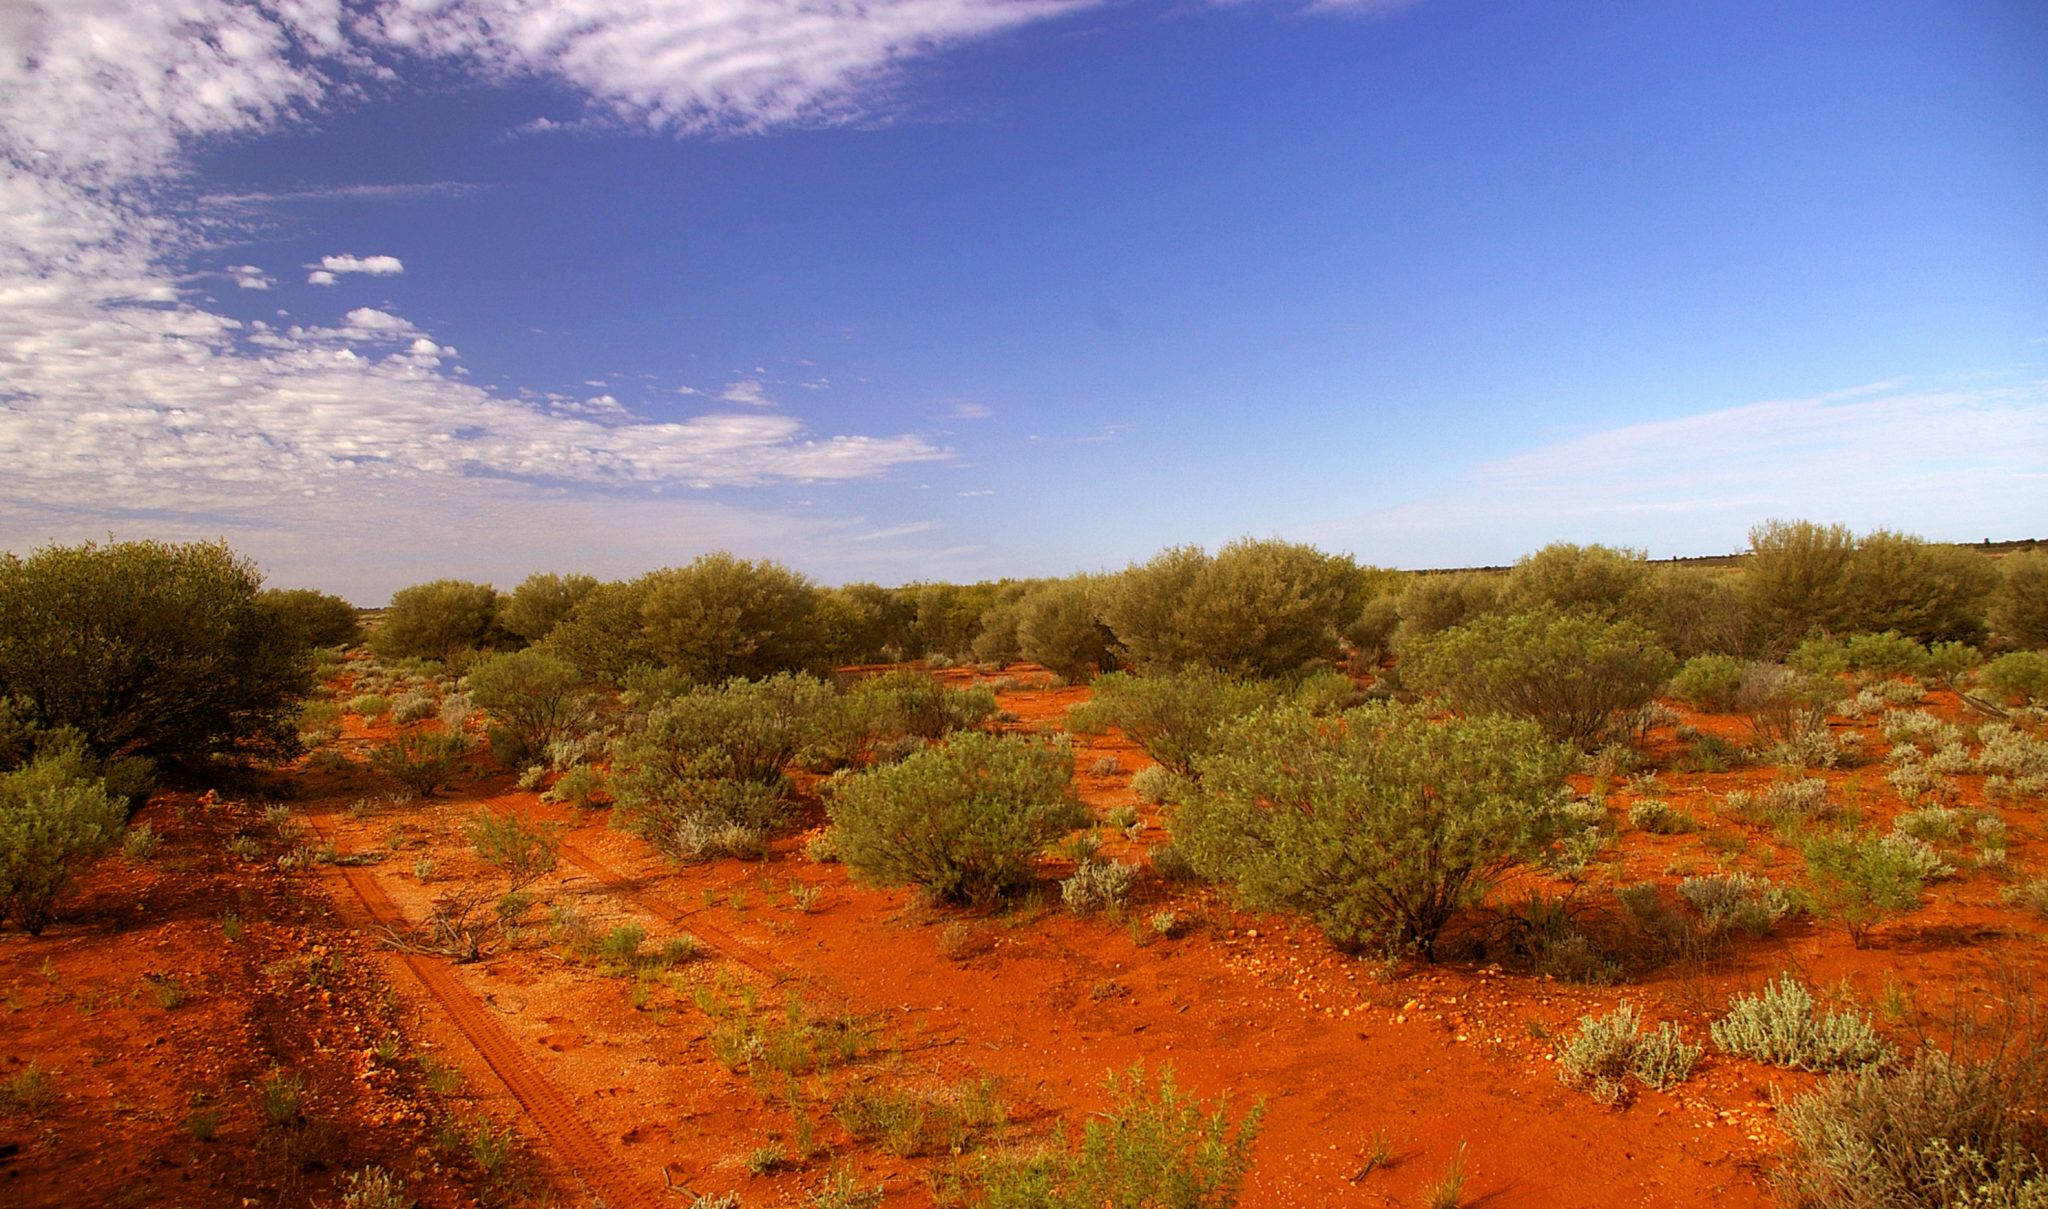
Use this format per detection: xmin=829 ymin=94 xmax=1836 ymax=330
xmin=1978 ymin=652 xmax=2048 ymax=704
xmin=1016 ymin=579 xmax=1117 ymax=681
xmin=373 ymin=579 xmax=503 ymax=663
xmin=637 ymin=553 xmax=822 ymax=680
xmin=1991 ymin=550 xmax=2048 ymax=650
xmin=1174 ymin=702 xmax=1573 ymax=957
xmin=498 ymin=572 xmax=598 ymax=644
xmin=1500 ymin=542 xmax=1655 ymax=624
xmin=465 ymin=649 xmax=594 ymax=768
xmin=1647 ymin=565 xmax=1761 ymax=659
xmin=1837 ymin=530 xmax=1995 ymax=646
xmin=0 ymin=751 xmax=125 ymax=935
xmin=258 ymin=587 xmax=362 ymax=650
xmin=1097 ymin=540 xmax=1370 ymax=676
xmin=1390 ymin=571 xmax=1501 ymax=654
xmin=540 ymin=578 xmax=658 ymax=684
xmin=1066 ymin=670 xmax=1282 ymax=777
xmin=827 ymin=732 xmax=1083 ymax=905
xmin=910 ymin=581 xmax=1005 ymax=660
xmin=1404 ymin=607 xmax=1677 ymax=750
xmin=0 ymin=540 xmax=307 ymax=764
xmin=1744 ymin=519 xmax=1860 ymax=654
xmin=1669 ymin=654 xmax=1748 ymax=712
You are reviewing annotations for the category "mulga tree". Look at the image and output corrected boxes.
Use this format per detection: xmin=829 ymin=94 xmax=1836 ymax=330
xmin=373 ymin=578 xmax=504 ymax=664
xmin=1097 ymin=539 xmax=1371 ymax=676
xmin=498 ymin=572 xmax=599 ymax=645
xmin=637 ymin=553 xmax=822 ymax=680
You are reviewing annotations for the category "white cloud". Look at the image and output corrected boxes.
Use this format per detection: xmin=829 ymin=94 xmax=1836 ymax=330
xmin=720 ymin=378 xmax=775 ymax=408
xmin=316 ymin=253 xmax=406 ymax=277
xmin=307 ymin=270 xmax=338 ymax=285
xmin=227 ymin=265 xmax=273 ymax=290
xmin=942 ymin=399 xmax=992 ymax=420
xmin=1313 ymin=380 xmax=2048 ymax=566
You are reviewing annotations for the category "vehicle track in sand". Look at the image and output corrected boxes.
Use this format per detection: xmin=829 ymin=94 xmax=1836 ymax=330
xmin=302 ymin=809 xmax=669 ymax=1209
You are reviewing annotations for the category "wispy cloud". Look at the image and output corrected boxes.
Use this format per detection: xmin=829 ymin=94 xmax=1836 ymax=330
xmin=314 ymin=253 xmax=406 ymax=278
xmin=1313 ymin=380 xmax=2048 ymax=565
xmin=720 ymin=379 xmax=776 ymax=408
xmin=227 ymin=264 xmax=273 ymax=290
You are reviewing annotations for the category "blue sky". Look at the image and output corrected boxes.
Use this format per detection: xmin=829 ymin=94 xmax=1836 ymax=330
xmin=0 ymin=1 xmax=2042 ymax=603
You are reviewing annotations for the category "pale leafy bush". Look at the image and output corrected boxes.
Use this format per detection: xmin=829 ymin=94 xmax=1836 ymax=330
xmin=1669 ymin=654 xmax=1747 ymax=711
xmin=1557 ymin=1002 xmax=1702 ymax=1105
xmin=1711 ymin=973 xmax=1893 ymax=1071
xmin=1174 ymin=701 xmax=1573 ymax=957
xmin=466 ymin=649 xmax=594 ymax=769
xmin=1804 ymin=829 xmax=1928 ymax=946
xmin=1129 ymin=764 xmax=1186 ymax=805
xmin=1061 ymin=858 xmax=1140 ymax=916
xmin=1978 ymin=723 xmax=2048 ymax=777
xmin=1627 ymin=799 xmax=1695 ymax=834
xmin=389 ymin=690 xmax=436 ymax=724
xmin=828 ymin=733 xmax=1083 ymax=905
xmin=1894 ymin=805 xmax=1965 ymax=843
xmin=1067 ymin=669 xmax=1281 ymax=776
xmin=1678 ymin=872 xmax=1794 ymax=936
xmin=0 ymin=752 xmax=125 ymax=935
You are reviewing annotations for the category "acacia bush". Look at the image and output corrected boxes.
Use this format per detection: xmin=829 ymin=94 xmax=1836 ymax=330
xmin=815 ymin=671 xmax=997 ymax=767
xmin=369 ymin=730 xmax=473 ymax=797
xmin=497 ymin=572 xmax=598 ymax=644
xmin=1991 ymin=550 xmax=2048 ymax=649
xmin=464 ymin=649 xmax=594 ymax=769
xmin=0 ymin=751 xmax=125 ymax=935
xmin=1669 ymin=654 xmax=1748 ymax=712
xmin=1802 ymin=829 xmax=1927 ymax=947
xmin=826 ymin=732 xmax=1083 ymax=905
xmin=373 ymin=579 xmax=503 ymax=664
xmin=1978 ymin=652 xmax=2048 ymax=705
xmin=1065 ymin=670 xmax=1281 ymax=777
xmin=1173 ymin=702 xmax=1574 ymax=957
xmin=1390 ymin=571 xmax=1500 ymax=654
xmin=1744 ymin=522 xmax=1997 ymax=652
xmin=1096 ymin=539 xmax=1371 ymax=676
xmin=1500 ymin=542 xmax=1655 ymax=624
xmin=1015 ymin=579 xmax=1117 ymax=681
xmin=1403 ymin=607 xmax=1677 ymax=750
xmin=0 ymin=539 xmax=308 ymax=764
xmin=259 ymin=587 xmax=362 ymax=650
xmin=637 ymin=553 xmax=823 ymax=680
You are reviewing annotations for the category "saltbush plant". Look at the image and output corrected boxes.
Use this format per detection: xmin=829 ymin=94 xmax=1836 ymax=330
xmin=827 ymin=732 xmax=1083 ymax=906
xmin=1710 ymin=973 xmax=1893 ymax=1071
xmin=1174 ymin=701 xmax=1574 ymax=958
xmin=0 ymin=752 xmax=125 ymax=934
xmin=1403 ymin=607 xmax=1677 ymax=750
xmin=1557 ymin=1002 xmax=1702 ymax=1105
xmin=1677 ymin=873 xmax=1794 ymax=937
xmin=1061 ymin=858 xmax=1140 ymax=916
xmin=1669 ymin=654 xmax=1747 ymax=712
xmin=465 ymin=649 xmax=595 ymax=769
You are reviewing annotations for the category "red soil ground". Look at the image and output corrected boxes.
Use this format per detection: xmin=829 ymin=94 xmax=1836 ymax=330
xmin=2 ymin=663 xmax=2041 ymax=1207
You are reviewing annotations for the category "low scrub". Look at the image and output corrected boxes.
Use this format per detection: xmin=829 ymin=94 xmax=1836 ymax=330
xmin=1710 ymin=973 xmax=1893 ymax=1072
xmin=0 ymin=751 xmax=125 ymax=935
xmin=1066 ymin=669 xmax=1281 ymax=777
xmin=1173 ymin=701 xmax=1573 ymax=958
xmin=1803 ymin=828 xmax=1928 ymax=947
xmin=1557 ymin=1002 xmax=1702 ymax=1105
xmin=827 ymin=732 xmax=1084 ymax=906
xmin=368 ymin=729 xmax=473 ymax=797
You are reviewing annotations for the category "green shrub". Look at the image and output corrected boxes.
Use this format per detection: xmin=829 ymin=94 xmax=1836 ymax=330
xmin=1837 ymin=531 xmax=1995 ymax=646
xmin=825 ymin=670 xmax=996 ymax=765
xmin=636 ymin=553 xmax=823 ymax=680
xmin=979 ymin=1062 xmax=1264 ymax=1209
xmin=368 ymin=730 xmax=473 ymax=797
xmin=539 ymin=579 xmax=659 ymax=684
xmin=1991 ymin=550 xmax=2048 ymax=649
xmin=612 ymin=674 xmax=834 ymax=792
xmin=372 ymin=579 xmax=502 ymax=664
xmin=0 ymin=753 xmax=125 ymax=934
xmin=1061 ymin=859 xmax=1139 ymax=916
xmin=1627 ymin=799 xmax=1695 ymax=834
xmin=1979 ymin=652 xmax=2048 ymax=705
xmin=1669 ymin=654 xmax=1747 ymax=712
xmin=1844 ymin=631 xmax=1933 ymax=678
xmin=259 ymin=587 xmax=363 ymax=650
xmin=1646 ymin=566 xmax=1761 ymax=660
xmin=1096 ymin=539 xmax=1372 ymax=676
xmin=1500 ymin=542 xmax=1654 ymax=624
xmin=1130 ymin=764 xmax=1187 ymax=806
xmin=465 ymin=809 xmax=560 ymax=892
xmin=1404 ymin=607 xmax=1677 ymax=750
xmin=0 ymin=539 xmax=308 ymax=764
xmin=498 ymin=572 xmax=598 ymax=644
xmin=1803 ymin=828 xmax=1928 ymax=946
xmin=465 ymin=649 xmax=593 ymax=769
xmin=1173 ymin=702 xmax=1573 ymax=957
xmin=1557 ymin=1002 xmax=1702 ymax=1105
xmin=1710 ymin=973 xmax=1894 ymax=1072
xmin=1677 ymin=872 xmax=1793 ymax=936
xmin=1391 ymin=572 xmax=1501 ymax=652
xmin=827 ymin=732 xmax=1083 ymax=906
xmin=1744 ymin=519 xmax=1860 ymax=654
xmin=1016 ymin=579 xmax=1117 ymax=681
xmin=1066 ymin=669 xmax=1281 ymax=777
xmin=1777 ymin=1047 xmax=2048 ymax=1209
xmin=1734 ymin=662 xmax=1837 ymax=750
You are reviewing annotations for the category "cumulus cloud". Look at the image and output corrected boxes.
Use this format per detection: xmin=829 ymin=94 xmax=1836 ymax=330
xmin=316 ymin=253 xmax=406 ymax=277
xmin=227 ymin=264 xmax=273 ymax=290
xmin=0 ymin=0 xmax=1020 ymax=584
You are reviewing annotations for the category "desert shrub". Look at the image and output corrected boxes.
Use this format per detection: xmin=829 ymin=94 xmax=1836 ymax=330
xmin=0 ymin=752 xmax=125 ymax=934
xmin=908 ymin=581 xmax=1006 ymax=662
xmin=1096 ymin=539 xmax=1371 ymax=676
xmin=1344 ymin=592 xmax=1401 ymax=665
xmin=540 ymin=764 xmax=608 ymax=810
xmin=1923 ymin=641 xmax=1983 ymax=685
xmin=346 ymin=693 xmax=391 ymax=719
xmin=840 ymin=671 xmax=995 ymax=751
xmin=1991 ymin=549 xmax=2048 ymax=650
xmin=636 ymin=553 xmax=824 ymax=680
xmin=1678 ymin=872 xmax=1794 ymax=936
xmin=1745 ymin=519 xmax=1860 ymax=654
xmin=1646 ymin=565 xmax=1761 ymax=660
xmin=1557 ymin=1002 xmax=1702 ymax=1105
xmin=1500 ymin=542 xmax=1655 ymax=624
xmin=259 ymin=587 xmax=362 ymax=650
xmin=466 ymin=809 xmax=560 ymax=891
xmin=1403 ymin=607 xmax=1676 ymax=750
xmin=373 ymin=579 xmax=503 ymax=664
xmin=613 ymin=673 xmax=834 ymax=792
xmin=970 ymin=599 xmax=1024 ymax=666
xmin=0 ymin=539 xmax=309 ymax=764
xmin=1711 ymin=973 xmax=1894 ymax=1072
xmin=1627 ymin=799 xmax=1695 ymax=834
xmin=1669 ymin=654 xmax=1747 ymax=712
xmin=497 ymin=572 xmax=598 ymax=644
xmin=1803 ymin=829 xmax=1927 ymax=946
xmin=1777 ymin=1046 xmax=2048 ymax=1209
xmin=1174 ymin=701 xmax=1573 ymax=957
xmin=368 ymin=730 xmax=473 ymax=797
xmin=1061 ymin=859 xmax=1140 ymax=916
xmin=1290 ymin=668 xmax=1367 ymax=715
xmin=1978 ymin=723 xmax=2048 ymax=777
xmin=644 ymin=779 xmax=787 ymax=862
xmin=978 ymin=1062 xmax=1263 ymax=1209
xmin=1734 ymin=662 xmax=1837 ymax=750
xmin=1844 ymin=631 xmax=1934 ymax=678
xmin=1016 ymin=579 xmax=1117 ymax=681
xmin=1979 ymin=652 xmax=2048 ymax=705
xmin=1838 ymin=530 xmax=1996 ymax=646
xmin=388 ymin=690 xmax=436 ymax=725
xmin=1130 ymin=765 xmax=1186 ymax=806
xmin=827 ymin=732 xmax=1083 ymax=906
xmin=1066 ymin=669 xmax=1281 ymax=777
xmin=1390 ymin=571 xmax=1501 ymax=652
xmin=538 ymin=579 xmax=658 ymax=684
xmin=813 ymin=582 xmax=914 ymax=667
xmin=465 ymin=649 xmax=594 ymax=769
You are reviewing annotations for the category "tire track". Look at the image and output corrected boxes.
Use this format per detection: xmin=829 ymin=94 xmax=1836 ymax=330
xmin=302 ymin=812 xmax=667 ymax=1209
